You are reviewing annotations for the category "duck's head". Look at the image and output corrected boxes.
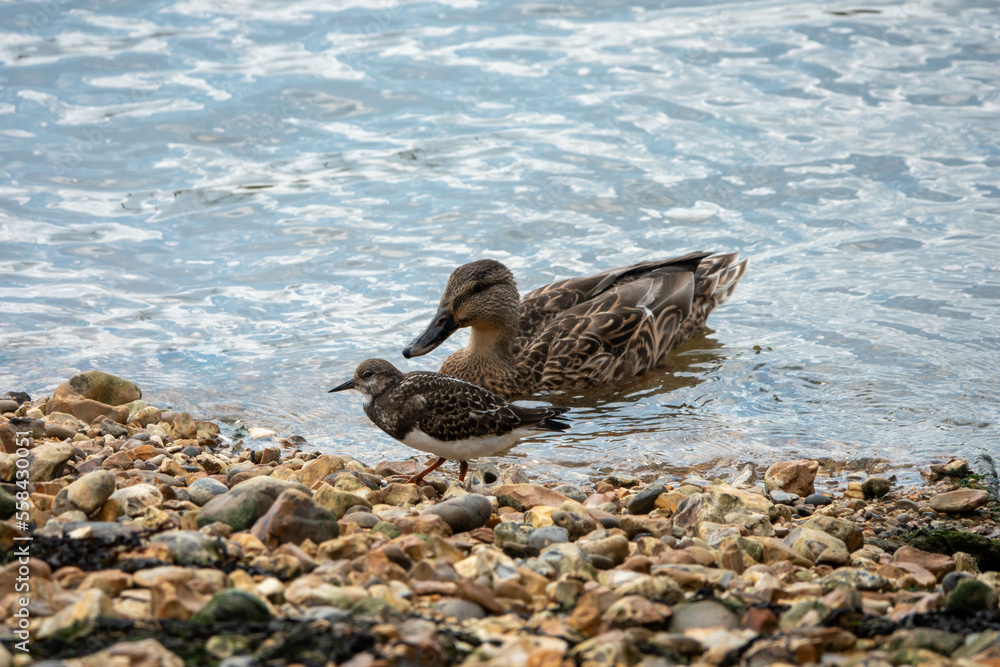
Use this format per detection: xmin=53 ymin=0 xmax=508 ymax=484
xmin=403 ymin=259 xmax=520 ymax=358
xmin=329 ymin=358 xmax=403 ymax=402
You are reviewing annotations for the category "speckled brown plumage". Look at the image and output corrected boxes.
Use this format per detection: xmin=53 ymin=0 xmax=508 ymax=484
xmin=329 ymin=359 xmax=570 ymax=483
xmin=402 ymin=251 xmax=748 ymax=398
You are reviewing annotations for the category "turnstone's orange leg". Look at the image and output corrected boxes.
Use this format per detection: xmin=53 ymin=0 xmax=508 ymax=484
xmin=459 ymin=461 xmax=469 ymax=481
xmin=406 ymin=456 xmax=447 ymax=485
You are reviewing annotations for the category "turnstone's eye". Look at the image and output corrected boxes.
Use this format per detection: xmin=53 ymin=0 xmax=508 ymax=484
xmin=362 ymin=370 xmax=374 ymax=379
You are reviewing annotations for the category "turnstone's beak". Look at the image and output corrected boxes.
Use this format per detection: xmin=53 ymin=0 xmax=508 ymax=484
xmin=403 ymin=308 xmax=458 ymax=358
xmin=328 ymin=379 xmax=355 ymax=393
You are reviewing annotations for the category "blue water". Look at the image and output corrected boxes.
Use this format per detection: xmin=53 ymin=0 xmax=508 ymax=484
xmin=1 ymin=0 xmax=998 ymax=485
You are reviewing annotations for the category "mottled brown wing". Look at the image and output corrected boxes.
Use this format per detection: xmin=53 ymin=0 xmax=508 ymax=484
xmin=516 ymin=251 xmax=711 ymax=343
xmin=518 ymin=271 xmax=698 ymax=389
xmin=400 ymin=372 xmax=521 ymax=441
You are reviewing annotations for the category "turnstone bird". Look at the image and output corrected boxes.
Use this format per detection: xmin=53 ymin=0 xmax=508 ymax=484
xmin=329 ymin=359 xmax=570 ymax=484
xmin=402 ymin=251 xmax=748 ymax=398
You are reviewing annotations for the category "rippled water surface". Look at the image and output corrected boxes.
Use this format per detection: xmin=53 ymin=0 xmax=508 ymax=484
xmin=2 ymin=0 xmax=999 ymax=484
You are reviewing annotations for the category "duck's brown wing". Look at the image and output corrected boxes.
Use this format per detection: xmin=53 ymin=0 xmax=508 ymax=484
xmin=517 ymin=270 xmax=699 ymax=390
xmin=515 ymin=251 xmax=713 ymax=343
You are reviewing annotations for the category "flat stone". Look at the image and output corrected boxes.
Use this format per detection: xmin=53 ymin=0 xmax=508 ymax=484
xmin=929 ymin=489 xmax=988 ymax=513
xmin=375 ymin=459 xmax=422 ymax=477
xmin=422 ymin=494 xmax=492 ymax=533
xmin=493 ymin=484 xmax=571 ymax=512
xmin=893 ymin=545 xmax=956 ymax=580
xmin=769 ymin=490 xmax=799 ymax=505
xmin=804 ymin=493 xmax=833 ymax=506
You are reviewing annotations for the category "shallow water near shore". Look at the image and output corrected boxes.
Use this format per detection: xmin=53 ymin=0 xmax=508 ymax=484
xmin=1 ymin=0 xmax=998 ymax=484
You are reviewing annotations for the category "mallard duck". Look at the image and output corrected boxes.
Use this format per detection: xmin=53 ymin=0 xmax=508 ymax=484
xmin=402 ymin=251 xmax=747 ymax=398
xmin=329 ymin=359 xmax=570 ymax=484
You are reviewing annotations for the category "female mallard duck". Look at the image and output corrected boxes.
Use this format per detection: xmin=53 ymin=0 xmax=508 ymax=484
xmin=402 ymin=251 xmax=748 ymax=398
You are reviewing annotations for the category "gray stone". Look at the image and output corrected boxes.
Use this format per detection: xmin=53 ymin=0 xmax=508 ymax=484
xmin=942 ymin=571 xmax=973 ymax=595
xmin=804 ymin=493 xmax=833 ymax=506
xmin=188 ymin=477 xmax=229 ymax=506
xmin=627 ymin=480 xmax=667 ymax=515
xmin=434 ymin=598 xmax=486 ymax=621
xmin=769 ymin=490 xmax=799 ymax=505
xmin=528 ymin=526 xmax=569 ymax=551
xmin=100 ymin=418 xmax=128 ymax=438
xmin=422 ymin=494 xmax=492 ymax=533
xmin=553 ymin=484 xmax=588 ymax=503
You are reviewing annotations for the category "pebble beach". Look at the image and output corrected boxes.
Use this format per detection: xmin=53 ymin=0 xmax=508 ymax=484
xmin=2 ymin=370 xmax=1000 ymax=667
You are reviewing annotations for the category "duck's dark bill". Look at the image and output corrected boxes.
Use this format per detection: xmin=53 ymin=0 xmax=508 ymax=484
xmin=328 ymin=379 xmax=355 ymax=393
xmin=402 ymin=309 xmax=458 ymax=358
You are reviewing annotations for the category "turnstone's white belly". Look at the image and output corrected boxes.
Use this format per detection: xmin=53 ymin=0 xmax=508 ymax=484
xmin=401 ymin=427 xmax=528 ymax=460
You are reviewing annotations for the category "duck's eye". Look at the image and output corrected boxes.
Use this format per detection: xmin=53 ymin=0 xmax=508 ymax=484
xmin=362 ymin=370 xmax=374 ymax=379
xmin=471 ymin=282 xmax=489 ymax=294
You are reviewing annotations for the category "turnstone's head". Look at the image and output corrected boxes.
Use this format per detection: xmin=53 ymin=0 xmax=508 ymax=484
xmin=329 ymin=358 xmax=404 ymax=401
xmin=403 ymin=259 xmax=519 ymax=358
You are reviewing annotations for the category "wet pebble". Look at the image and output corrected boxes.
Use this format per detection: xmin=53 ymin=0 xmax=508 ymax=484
xmin=188 ymin=477 xmax=229 ymax=506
